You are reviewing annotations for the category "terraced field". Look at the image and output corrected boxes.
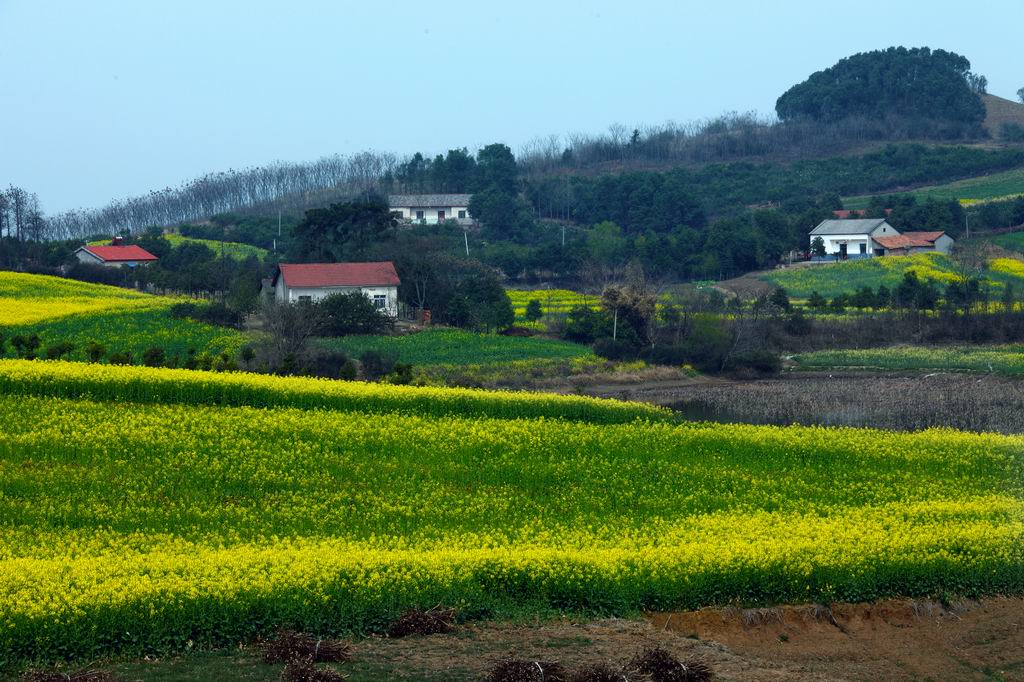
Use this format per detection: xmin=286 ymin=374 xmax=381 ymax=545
xmin=0 ymin=271 xmax=246 ymax=361
xmin=761 ymin=253 xmax=1024 ymax=299
xmin=842 ymin=167 xmax=1024 ymax=209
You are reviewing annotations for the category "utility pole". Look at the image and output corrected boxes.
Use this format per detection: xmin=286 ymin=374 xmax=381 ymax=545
xmin=463 ymin=230 xmax=469 ymax=256
xmin=965 ymin=213 xmax=970 ymax=239
xmin=561 ymin=224 xmax=565 ymax=248
xmin=278 ymin=211 xmax=282 ymax=237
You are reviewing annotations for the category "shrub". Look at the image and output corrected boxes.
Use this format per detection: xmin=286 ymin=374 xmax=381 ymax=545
xmin=10 ymin=334 xmax=41 ymax=360
xmin=360 ymin=350 xmax=396 ymax=381
xmin=389 ymin=362 xmax=414 ymax=385
xmin=302 ymin=349 xmax=350 ymax=379
xmin=85 ymin=341 xmax=107 ymax=363
xmin=141 ymin=347 xmax=166 ymax=367
xmin=169 ymin=301 xmax=245 ymax=329
xmin=318 ymin=292 xmax=393 ymax=336
xmin=724 ymin=350 xmax=781 ymax=376
xmin=524 ymin=299 xmax=543 ymax=322
xmin=339 ymin=360 xmax=358 ymax=381
xmin=782 ymin=310 xmax=813 ymax=336
xmin=44 ymin=341 xmax=75 ymax=360
xmin=593 ymin=337 xmax=638 ymax=361
xmin=107 ymin=352 xmax=133 ymax=365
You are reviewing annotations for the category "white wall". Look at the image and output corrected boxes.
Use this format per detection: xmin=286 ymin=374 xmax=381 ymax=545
xmin=393 ymin=205 xmax=470 ymax=224
xmin=820 ymin=234 xmax=872 ymax=256
xmin=933 ymin=234 xmax=954 ymax=254
xmin=276 ymin=283 xmax=399 ymax=316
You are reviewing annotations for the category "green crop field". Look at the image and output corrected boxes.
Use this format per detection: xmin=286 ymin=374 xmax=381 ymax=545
xmin=795 ymin=344 xmax=1024 ymax=375
xmin=507 ymin=288 xmax=599 ymax=321
xmin=982 ymin=230 xmax=1024 ymax=254
xmin=842 ymin=167 xmax=1024 ymax=209
xmin=89 ymin=235 xmax=270 ymax=260
xmin=319 ymin=328 xmax=595 ymax=367
xmin=164 ymin=233 xmax=270 ymax=260
xmin=761 ymin=253 xmax=1024 ymax=299
xmin=0 ymin=359 xmax=1020 ymax=665
xmin=0 ymin=271 xmax=246 ymax=361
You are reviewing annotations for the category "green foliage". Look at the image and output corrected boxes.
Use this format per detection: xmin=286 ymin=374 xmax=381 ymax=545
xmin=292 ymin=195 xmax=397 ymax=261
xmin=776 ymin=47 xmax=985 ymax=134
xmin=843 ymin=168 xmax=1024 ymax=210
xmin=319 ymin=328 xmax=592 ymax=368
xmin=317 ymin=292 xmax=393 ymax=336
xmin=524 ymin=299 xmax=543 ymax=323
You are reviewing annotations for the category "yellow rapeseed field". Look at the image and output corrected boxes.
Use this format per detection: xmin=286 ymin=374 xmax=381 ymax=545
xmin=0 ymin=361 xmax=1021 ymax=663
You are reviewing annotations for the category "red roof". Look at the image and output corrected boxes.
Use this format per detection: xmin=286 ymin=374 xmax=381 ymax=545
xmin=901 ymin=231 xmax=946 ymax=242
xmin=874 ymin=232 xmax=945 ymax=250
xmin=276 ymin=262 xmax=400 ymax=288
xmin=82 ymin=245 xmax=159 ymax=262
xmin=833 ymin=208 xmax=893 ymax=218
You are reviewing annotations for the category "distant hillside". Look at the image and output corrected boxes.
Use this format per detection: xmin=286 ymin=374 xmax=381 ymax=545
xmin=842 ymin=167 xmax=1024 ymax=209
xmin=982 ymin=94 xmax=1024 ymax=139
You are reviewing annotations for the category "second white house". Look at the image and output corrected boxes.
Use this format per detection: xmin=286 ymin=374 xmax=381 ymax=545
xmin=270 ymin=261 xmax=401 ymax=316
xmin=809 ymin=218 xmax=953 ymax=259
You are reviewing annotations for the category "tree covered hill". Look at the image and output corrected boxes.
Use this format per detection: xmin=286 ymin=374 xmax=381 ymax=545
xmin=775 ymin=47 xmax=986 ymax=137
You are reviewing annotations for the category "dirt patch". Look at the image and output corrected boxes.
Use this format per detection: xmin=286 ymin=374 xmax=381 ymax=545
xmin=650 ymin=597 xmax=1024 ymax=681
xmin=340 ymin=598 xmax=1023 ymax=681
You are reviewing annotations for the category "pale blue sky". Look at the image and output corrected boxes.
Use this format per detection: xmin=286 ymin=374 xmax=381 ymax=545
xmin=1 ymin=0 xmax=1020 ymax=213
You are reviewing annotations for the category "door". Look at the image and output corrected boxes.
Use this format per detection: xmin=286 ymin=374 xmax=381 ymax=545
xmin=437 ymin=210 xmax=445 ymax=222
xmin=839 ymin=243 xmax=848 ymax=258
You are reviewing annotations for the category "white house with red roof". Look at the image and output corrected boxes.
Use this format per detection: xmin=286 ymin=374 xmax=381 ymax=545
xmin=74 ymin=240 xmax=159 ymax=268
xmin=809 ymin=219 xmax=953 ymax=259
xmin=270 ymin=262 xmax=401 ymax=316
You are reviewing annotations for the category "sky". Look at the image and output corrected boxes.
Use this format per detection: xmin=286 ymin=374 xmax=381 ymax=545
xmin=1 ymin=0 xmax=1021 ymax=214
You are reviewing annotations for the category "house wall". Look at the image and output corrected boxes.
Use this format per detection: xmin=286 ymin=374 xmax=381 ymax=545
xmin=393 ymin=206 xmax=471 ymax=224
xmin=819 ymin=234 xmax=874 ymax=256
xmin=275 ymin=283 xmax=399 ymax=316
xmin=933 ymin=234 xmax=954 ymax=254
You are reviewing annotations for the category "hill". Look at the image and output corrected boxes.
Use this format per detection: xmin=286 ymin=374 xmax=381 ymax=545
xmin=0 ymin=271 xmax=245 ymax=362
xmin=982 ymin=93 xmax=1024 ymax=139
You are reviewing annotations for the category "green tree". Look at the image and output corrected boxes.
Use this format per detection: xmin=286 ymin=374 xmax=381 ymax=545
xmin=1018 ymin=87 xmax=1024 ymax=104
xmin=473 ymin=143 xmax=518 ymax=194
xmin=318 ymin=292 xmax=393 ymax=336
xmin=524 ymin=299 xmax=543 ymax=322
xmin=587 ymin=221 xmax=626 ymax=266
xmin=292 ymin=195 xmax=396 ymax=262
xmin=810 ymin=236 xmax=826 ymax=258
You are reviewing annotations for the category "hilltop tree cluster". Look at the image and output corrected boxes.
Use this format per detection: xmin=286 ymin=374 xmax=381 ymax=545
xmin=776 ymin=47 xmax=986 ymax=138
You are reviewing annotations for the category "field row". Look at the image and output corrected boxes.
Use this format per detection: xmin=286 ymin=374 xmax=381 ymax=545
xmin=795 ymin=344 xmax=1024 ymax=375
xmin=0 ymin=379 xmax=1021 ymax=661
xmin=0 ymin=359 xmax=668 ymax=423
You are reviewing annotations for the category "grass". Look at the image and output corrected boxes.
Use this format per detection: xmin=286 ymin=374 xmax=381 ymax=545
xmin=794 ymin=344 xmax=1024 ymax=376
xmin=89 ymin=235 xmax=270 ymax=261
xmin=163 ymin=233 xmax=269 ymax=260
xmin=0 ymin=362 xmax=1021 ymax=664
xmin=318 ymin=328 xmax=595 ymax=367
xmin=0 ymin=271 xmax=247 ymax=361
xmin=982 ymin=231 xmax=1024 ymax=254
xmin=842 ymin=167 xmax=1024 ymax=209
xmin=760 ymin=253 xmax=1024 ymax=299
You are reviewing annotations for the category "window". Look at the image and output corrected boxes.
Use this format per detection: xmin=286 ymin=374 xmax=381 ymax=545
xmin=458 ymin=210 xmax=466 ymax=219
xmin=416 ymin=210 xmax=424 ymax=220
xmin=373 ymin=294 xmax=387 ymax=309
xmin=298 ymin=295 xmax=312 ymax=303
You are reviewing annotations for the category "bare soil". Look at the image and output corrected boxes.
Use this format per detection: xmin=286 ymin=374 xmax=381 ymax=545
xmin=310 ymin=598 xmax=1024 ymax=681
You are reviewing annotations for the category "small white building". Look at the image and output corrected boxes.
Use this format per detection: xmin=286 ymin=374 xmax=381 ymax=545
xmin=73 ymin=243 xmax=159 ymax=267
xmin=271 ymin=262 xmax=401 ymax=317
xmin=389 ymin=194 xmax=472 ymax=225
xmin=809 ymin=219 xmax=900 ymax=259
